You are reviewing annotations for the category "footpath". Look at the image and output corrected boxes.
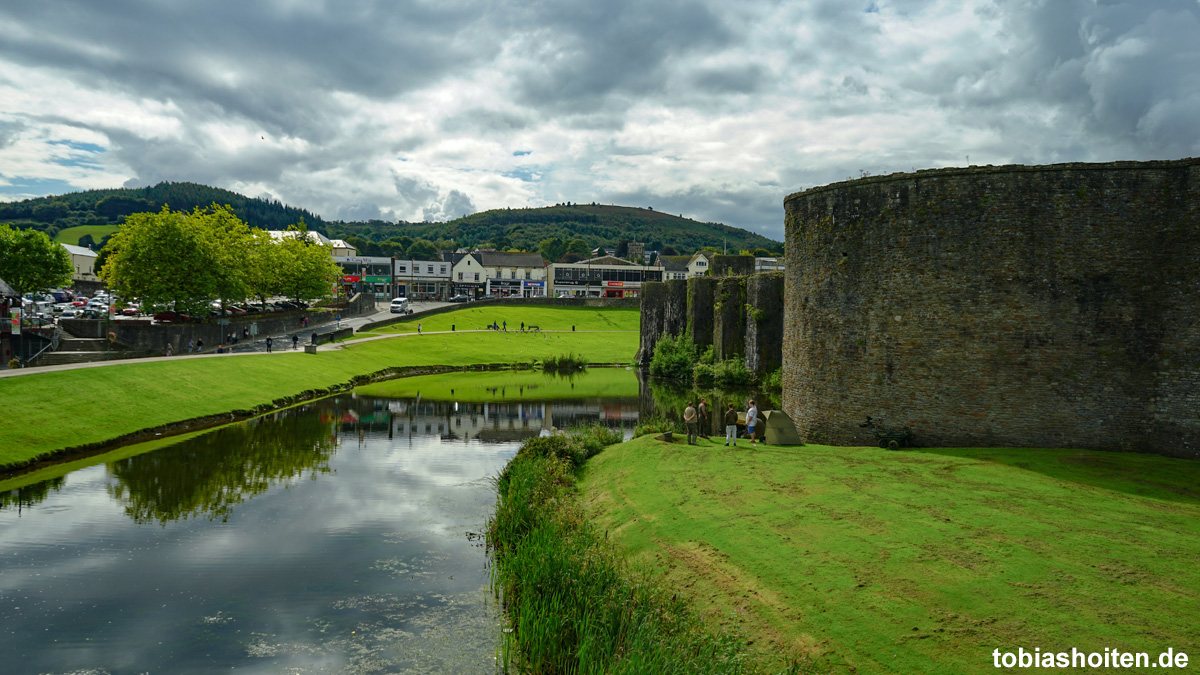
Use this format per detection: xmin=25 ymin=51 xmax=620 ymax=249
xmin=0 ymin=301 xmax=448 ymax=379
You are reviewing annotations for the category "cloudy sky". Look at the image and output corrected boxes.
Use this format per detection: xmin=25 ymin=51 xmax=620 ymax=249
xmin=1 ymin=0 xmax=1197 ymax=241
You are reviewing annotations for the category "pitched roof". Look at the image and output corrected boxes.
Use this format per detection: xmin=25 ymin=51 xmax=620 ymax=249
xmin=60 ymin=243 xmax=98 ymax=257
xmin=578 ymin=255 xmax=638 ymax=266
xmin=658 ymin=255 xmax=691 ymax=271
xmin=0 ymin=276 xmax=18 ymax=299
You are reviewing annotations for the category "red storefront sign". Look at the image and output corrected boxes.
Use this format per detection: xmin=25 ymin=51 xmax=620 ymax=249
xmin=606 ymin=281 xmax=624 ymax=287
xmin=342 ymin=275 xmax=361 ymax=283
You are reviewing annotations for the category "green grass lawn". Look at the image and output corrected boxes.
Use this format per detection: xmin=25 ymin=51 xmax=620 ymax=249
xmin=375 ymin=305 xmax=639 ymax=334
xmin=356 ymin=367 xmax=639 ymax=402
xmin=0 ymin=314 xmax=637 ymax=470
xmin=580 ymin=436 xmax=1200 ymax=674
xmin=53 ymin=224 xmax=120 ymax=245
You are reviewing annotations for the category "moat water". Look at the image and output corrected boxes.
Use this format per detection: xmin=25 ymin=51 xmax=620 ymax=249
xmin=0 ymin=369 xmax=773 ymax=674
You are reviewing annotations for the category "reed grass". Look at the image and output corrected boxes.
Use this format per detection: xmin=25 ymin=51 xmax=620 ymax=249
xmin=487 ymin=429 xmax=812 ymax=674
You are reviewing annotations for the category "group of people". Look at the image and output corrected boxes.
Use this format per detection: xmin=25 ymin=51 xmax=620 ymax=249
xmin=683 ymin=398 xmax=759 ymax=447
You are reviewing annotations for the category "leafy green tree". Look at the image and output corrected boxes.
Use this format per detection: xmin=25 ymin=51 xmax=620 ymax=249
xmin=538 ymin=237 xmax=566 ymax=263
xmin=0 ymin=224 xmax=74 ymax=295
xmin=615 ymin=239 xmax=630 ymax=259
xmin=77 ymin=233 xmax=96 ymax=248
xmin=99 ymin=205 xmax=248 ymax=316
xmin=566 ymin=238 xmax=591 ymax=258
xmin=406 ymin=239 xmax=440 ymax=260
xmin=276 ymin=234 xmax=340 ymax=303
xmin=243 ymin=229 xmax=284 ymax=310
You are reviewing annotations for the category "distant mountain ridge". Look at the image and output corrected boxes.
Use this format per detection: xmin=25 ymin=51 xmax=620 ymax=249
xmin=0 ymin=182 xmax=781 ymax=253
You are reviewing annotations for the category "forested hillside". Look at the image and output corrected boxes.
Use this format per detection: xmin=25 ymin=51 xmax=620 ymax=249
xmin=2 ymin=183 xmax=780 ymax=258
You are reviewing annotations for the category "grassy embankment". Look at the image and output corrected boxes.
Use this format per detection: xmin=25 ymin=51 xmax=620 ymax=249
xmin=489 ymin=430 xmax=810 ymax=674
xmin=0 ymin=305 xmax=639 ymax=471
xmin=357 ymin=367 xmax=638 ymax=402
xmin=580 ymin=435 xmax=1200 ymax=674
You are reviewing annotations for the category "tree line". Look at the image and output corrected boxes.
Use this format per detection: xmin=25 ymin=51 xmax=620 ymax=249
xmin=100 ymin=205 xmax=341 ymax=316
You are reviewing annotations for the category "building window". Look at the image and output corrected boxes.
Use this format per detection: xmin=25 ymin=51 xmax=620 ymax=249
xmin=440 ymin=266 xmax=447 ymax=274
xmin=427 ymin=265 xmax=434 ymax=273
xmin=474 ymin=273 xmax=480 ymax=281
xmin=458 ymin=272 xmax=463 ymax=280
xmin=398 ymin=265 xmax=407 ymax=273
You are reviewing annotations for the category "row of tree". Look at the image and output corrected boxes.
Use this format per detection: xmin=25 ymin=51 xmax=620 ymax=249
xmin=100 ymin=206 xmax=341 ymax=316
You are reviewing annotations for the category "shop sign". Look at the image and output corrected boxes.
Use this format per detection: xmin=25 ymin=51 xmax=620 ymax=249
xmin=606 ymin=281 xmax=624 ymax=287
xmin=523 ymin=281 xmax=545 ymax=287
xmin=342 ymin=275 xmax=361 ymax=283
xmin=363 ymin=275 xmax=391 ymax=283
xmin=10 ymin=309 xmax=19 ymax=336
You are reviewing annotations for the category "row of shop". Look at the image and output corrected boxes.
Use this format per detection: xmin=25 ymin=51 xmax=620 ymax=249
xmin=335 ymin=253 xmax=666 ymax=302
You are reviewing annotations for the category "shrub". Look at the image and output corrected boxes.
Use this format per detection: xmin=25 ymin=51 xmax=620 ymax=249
xmin=694 ymin=358 xmax=754 ymax=388
xmin=649 ymin=333 xmax=696 ymax=380
xmin=543 ymin=352 xmax=589 ymax=374
xmin=763 ymin=367 xmax=783 ymax=393
xmin=633 ymin=413 xmax=685 ymax=437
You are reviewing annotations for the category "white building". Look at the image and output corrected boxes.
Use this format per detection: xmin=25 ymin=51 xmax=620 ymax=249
xmin=686 ymin=251 xmax=714 ymax=278
xmin=60 ymin=244 xmax=99 ymax=283
xmin=393 ymin=259 xmax=452 ymax=300
xmin=265 ymin=230 xmax=357 ymax=257
xmin=451 ymin=252 xmax=547 ymax=299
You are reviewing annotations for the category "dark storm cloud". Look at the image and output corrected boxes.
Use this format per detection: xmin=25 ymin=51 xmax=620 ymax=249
xmin=502 ymin=0 xmax=733 ymax=115
xmin=933 ymin=0 xmax=1200 ymax=157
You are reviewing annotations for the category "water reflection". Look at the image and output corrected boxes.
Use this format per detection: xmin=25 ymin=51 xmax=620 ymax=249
xmin=108 ymin=409 xmax=337 ymax=525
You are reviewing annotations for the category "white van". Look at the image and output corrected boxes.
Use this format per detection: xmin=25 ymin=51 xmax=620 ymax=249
xmin=389 ymin=297 xmax=409 ymax=314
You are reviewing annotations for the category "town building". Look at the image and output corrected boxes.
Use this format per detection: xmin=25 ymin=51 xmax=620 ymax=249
xmin=60 ymin=244 xmax=99 ymax=283
xmin=450 ymin=252 xmax=547 ymax=299
xmin=658 ymin=256 xmax=690 ymax=280
xmin=393 ymin=259 xmax=452 ymax=300
xmin=755 ymin=257 xmax=785 ymax=273
xmin=687 ymin=251 xmax=714 ymax=277
xmin=335 ymin=256 xmax=392 ymax=299
xmin=266 ymin=230 xmax=357 ymax=257
xmin=547 ymin=255 xmax=664 ymax=298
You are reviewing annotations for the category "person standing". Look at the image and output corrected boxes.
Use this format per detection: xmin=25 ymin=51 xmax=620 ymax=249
xmin=503 ymin=320 xmax=507 ymax=332
xmin=265 ymin=336 xmax=273 ymax=353
xmin=684 ymin=401 xmax=698 ymax=445
xmin=292 ymin=334 xmax=298 ymax=350
xmin=746 ymin=399 xmax=759 ymax=445
xmin=698 ymin=397 xmax=710 ymax=439
xmin=417 ymin=322 xmax=422 ymax=334
xmin=724 ymin=404 xmax=738 ymax=446
xmin=165 ymin=343 xmax=172 ymax=357
xmin=311 ymin=330 xmax=318 ymax=345
xmin=187 ymin=339 xmax=194 ymax=353
xmin=520 ymin=321 xmax=525 ymax=331
xmin=196 ymin=338 xmax=203 ymax=352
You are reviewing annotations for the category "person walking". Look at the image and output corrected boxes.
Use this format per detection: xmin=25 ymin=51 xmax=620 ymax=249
xmin=698 ymin=397 xmax=710 ymax=439
xmin=684 ymin=401 xmax=699 ymax=445
xmin=417 ymin=322 xmax=422 ymax=334
xmin=311 ymin=330 xmax=318 ymax=345
xmin=265 ymin=336 xmax=273 ymax=353
xmin=724 ymin=404 xmax=738 ymax=446
xmin=746 ymin=399 xmax=759 ymax=445
xmin=196 ymin=338 xmax=203 ymax=352
xmin=187 ymin=339 xmax=195 ymax=353
xmin=502 ymin=320 xmax=507 ymax=332
xmin=520 ymin=321 xmax=525 ymax=331
xmin=292 ymin=334 xmax=298 ymax=350
xmin=165 ymin=344 xmax=172 ymax=357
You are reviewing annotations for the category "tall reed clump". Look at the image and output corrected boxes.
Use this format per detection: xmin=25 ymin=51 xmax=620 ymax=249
xmin=543 ymin=353 xmax=590 ymax=374
xmin=488 ymin=431 xmax=811 ymax=674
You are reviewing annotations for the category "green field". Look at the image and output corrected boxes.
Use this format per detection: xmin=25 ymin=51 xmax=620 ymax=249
xmin=375 ymin=305 xmax=639 ymax=334
xmin=53 ymin=224 xmax=120 ymax=245
xmin=0 ymin=306 xmax=638 ymax=470
xmin=356 ymin=367 xmax=639 ymax=402
xmin=580 ymin=436 xmax=1200 ymax=674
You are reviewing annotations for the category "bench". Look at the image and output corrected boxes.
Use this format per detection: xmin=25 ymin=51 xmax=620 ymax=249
xmin=526 ymin=325 xmax=541 ymax=332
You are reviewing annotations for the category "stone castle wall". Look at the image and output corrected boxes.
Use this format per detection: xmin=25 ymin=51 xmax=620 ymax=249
xmin=638 ymin=274 xmax=784 ymax=379
xmin=783 ymin=158 xmax=1200 ymax=458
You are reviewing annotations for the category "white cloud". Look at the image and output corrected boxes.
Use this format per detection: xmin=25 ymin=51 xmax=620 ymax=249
xmin=0 ymin=0 xmax=1195 ymax=240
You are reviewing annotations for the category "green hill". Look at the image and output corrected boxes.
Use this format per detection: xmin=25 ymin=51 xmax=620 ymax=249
xmin=1 ymin=184 xmax=780 ymax=256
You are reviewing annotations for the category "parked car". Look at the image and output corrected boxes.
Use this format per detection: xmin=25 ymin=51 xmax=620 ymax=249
xmin=450 ymin=294 xmax=470 ymax=303
xmin=121 ymin=307 xmax=139 ymax=316
xmin=390 ymin=297 xmax=409 ymax=314
xmin=153 ymin=311 xmax=193 ymax=323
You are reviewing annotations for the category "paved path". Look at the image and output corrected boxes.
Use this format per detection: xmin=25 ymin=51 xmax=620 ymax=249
xmin=0 ymin=301 xmax=451 ymax=379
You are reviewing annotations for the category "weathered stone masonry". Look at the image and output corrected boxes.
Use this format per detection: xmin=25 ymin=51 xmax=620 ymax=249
xmin=783 ymin=158 xmax=1200 ymax=458
xmin=637 ymin=273 xmax=785 ymax=379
